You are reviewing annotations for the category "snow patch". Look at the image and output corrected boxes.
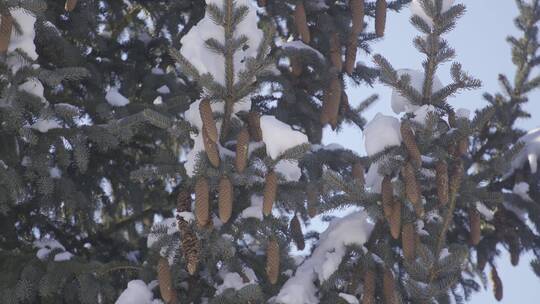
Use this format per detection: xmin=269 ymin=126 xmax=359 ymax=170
xmin=275 ymin=159 xmax=302 ymax=182
xmin=34 ymin=238 xmax=73 ymax=261
xmin=338 ymin=293 xmax=359 ymax=304
xmin=364 ymin=113 xmax=402 ymax=156
xmin=511 ymin=128 xmax=540 ymax=173
xmin=476 ymin=202 xmax=494 ymax=221
xmin=390 ymin=69 xmax=443 ymax=114
xmin=240 ymin=195 xmax=264 ymax=220
xmin=106 ymin=87 xmax=130 ymax=107
xmin=260 ymin=115 xmax=308 ymax=159
xmin=115 ymin=280 xmax=163 ymax=304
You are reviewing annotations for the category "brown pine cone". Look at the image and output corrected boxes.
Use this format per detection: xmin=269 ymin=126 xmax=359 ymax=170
xmin=375 ymin=0 xmax=387 ymax=37
xmin=218 ymin=176 xmax=233 ymax=223
xmin=402 ymin=162 xmax=423 ymax=217
xmin=199 ymin=99 xmax=218 ymax=143
xmin=383 ymin=268 xmax=396 ymax=304
xmin=0 ymin=14 xmax=12 ymax=54
xmin=477 ymin=249 xmax=487 ymax=271
xmin=381 ymin=175 xmax=394 ymax=220
xmin=290 ymin=55 xmax=303 ymax=77
xmin=344 ymin=34 xmax=358 ymax=75
xmin=352 ymin=162 xmax=365 ymax=187
xmin=294 ymin=1 xmax=310 ymax=44
xmin=65 ymin=0 xmax=78 ymax=12
xmin=176 ymin=190 xmax=200 ymax=275
xmin=248 ymin=112 xmax=263 ymax=142
xmin=157 ymin=257 xmax=177 ymax=304
xmin=362 ymin=269 xmax=375 ymax=304
xmin=509 ymin=238 xmax=520 ymax=266
xmin=435 ymin=161 xmax=449 ymax=206
xmin=350 ymin=0 xmax=365 ymax=35
xmin=202 ymin=127 xmax=220 ymax=167
xmin=491 ymin=267 xmax=503 ymax=301
xmin=235 ymin=128 xmax=250 ymax=173
xmin=469 ymin=208 xmax=481 ymax=246
xmin=448 ymin=109 xmax=457 ymax=128
xmin=400 ymin=122 xmax=422 ymax=168
xmin=257 ymin=0 xmax=267 ymax=7
xmin=306 ymin=183 xmax=319 ymax=218
xmin=289 ymin=215 xmax=305 ymax=250
xmin=449 ymin=160 xmax=464 ymax=200
xmin=329 ymin=32 xmax=343 ymax=71
xmin=390 ymin=202 xmax=401 ymax=240
xmin=266 ymin=239 xmax=280 ymax=284
xmin=195 ymin=178 xmax=210 ymax=227
xmin=263 ymin=170 xmax=278 ymax=216
xmin=402 ymin=222 xmax=416 ymax=260
xmin=320 ymin=76 xmax=342 ymax=129
xmin=458 ymin=137 xmax=469 ymax=156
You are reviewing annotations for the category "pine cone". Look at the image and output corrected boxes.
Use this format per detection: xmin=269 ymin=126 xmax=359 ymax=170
xmin=402 ymin=162 xmax=423 ymax=217
xmin=509 ymin=238 xmax=520 ymax=266
xmin=235 ymin=128 xmax=250 ymax=173
xmin=195 ymin=178 xmax=210 ymax=227
xmin=177 ymin=190 xmax=191 ymax=212
xmin=65 ymin=0 xmax=78 ymax=12
xmin=294 ymin=1 xmax=310 ymax=44
xmin=350 ymin=0 xmax=365 ymax=35
xmin=375 ymin=0 xmax=387 ymax=37
xmin=266 ymin=239 xmax=280 ymax=284
xmin=390 ymin=202 xmax=401 ymax=240
xmin=199 ymin=99 xmax=218 ymax=143
xmin=290 ymin=55 xmax=303 ymax=77
xmin=400 ymin=122 xmax=422 ymax=168
xmin=320 ymin=76 xmax=342 ymax=129
xmin=263 ymin=170 xmax=278 ymax=216
xmin=362 ymin=269 xmax=375 ymax=304
xmin=176 ymin=190 xmax=201 ymax=275
xmin=306 ymin=183 xmax=319 ymax=218
xmin=329 ymin=32 xmax=343 ymax=71
xmin=289 ymin=215 xmax=305 ymax=250
xmin=344 ymin=34 xmax=358 ymax=75
xmin=491 ymin=267 xmax=503 ymax=301
xmin=477 ymin=249 xmax=487 ymax=271
xmin=469 ymin=208 xmax=481 ymax=246
xmin=449 ymin=160 xmax=464 ymax=200
xmin=202 ymin=127 xmax=220 ymax=167
xmin=381 ymin=175 xmax=394 ymax=220
xmin=448 ymin=109 xmax=457 ymax=128
xmin=257 ymin=0 xmax=267 ymax=7
xmin=157 ymin=257 xmax=177 ymax=304
xmin=435 ymin=161 xmax=449 ymax=206
xmin=218 ymin=176 xmax=233 ymax=224
xmin=248 ymin=112 xmax=263 ymax=142
xmin=0 ymin=14 xmax=12 ymax=54
xmin=383 ymin=268 xmax=396 ymax=304
xmin=352 ymin=162 xmax=365 ymax=187
xmin=458 ymin=137 xmax=469 ymax=156
xmin=402 ymin=222 xmax=416 ymax=260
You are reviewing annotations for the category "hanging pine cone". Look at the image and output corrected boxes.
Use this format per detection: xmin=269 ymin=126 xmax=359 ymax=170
xmin=202 ymin=128 xmax=220 ymax=167
xmin=402 ymin=222 xmax=416 ymax=260
xmin=477 ymin=249 xmax=487 ymax=271
xmin=195 ymin=178 xmax=210 ymax=227
xmin=448 ymin=109 xmax=457 ymax=128
xmin=390 ymin=202 xmax=401 ymax=240
xmin=435 ymin=161 xmax=449 ymax=206
xmin=329 ymin=32 xmax=343 ymax=71
xmin=294 ymin=1 xmax=310 ymax=44
xmin=469 ymin=208 xmax=481 ymax=246
xmin=375 ymin=0 xmax=387 ymax=37
xmin=176 ymin=191 xmax=200 ymax=276
xmin=320 ymin=76 xmax=342 ymax=129
xmin=65 ymin=0 xmax=78 ymax=12
xmin=248 ymin=112 xmax=263 ymax=142
xmin=457 ymin=137 xmax=469 ymax=156
xmin=157 ymin=257 xmax=177 ymax=304
xmin=199 ymin=99 xmax=218 ymax=143
xmin=509 ymin=238 xmax=520 ymax=266
xmin=362 ymin=269 xmax=375 ymax=304
xmin=266 ymin=239 xmax=280 ymax=284
xmin=400 ymin=122 xmax=422 ymax=168
xmin=289 ymin=215 xmax=305 ymax=250
xmin=402 ymin=162 xmax=423 ymax=217
xmin=290 ymin=55 xmax=303 ymax=77
xmin=449 ymin=160 xmax=464 ymax=200
xmin=263 ymin=170 xmax=278 ymax=216
xmin=0 ymin=14 xmax=12 ymax=54
xmin=235 ymin=128 xmax=250 ymax=173
xmin=350 ymin=0 xmax=365 ymax=35
xmin=218 ymin=176 xmax=233 ymax=224
xmin=344 ymin=34 xmax=358 ymax=75
xmin=352 ymin=162 xmax=365 ymax=187
xmin=383 ymin=268 xmax=396 ymax=304
xmin=306 ymin=183 xmax=319 ymax=218
xmin=257 ymin=0 xmax=267 ymax=7
xmin=491 ymin=267 xmax=503 ymax=301
xmin=381 ymin=175 xmax=394 ymax=220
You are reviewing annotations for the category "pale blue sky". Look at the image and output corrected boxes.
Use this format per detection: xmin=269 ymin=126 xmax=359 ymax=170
xmin=323 ymin=1 xmax=540 ymax=303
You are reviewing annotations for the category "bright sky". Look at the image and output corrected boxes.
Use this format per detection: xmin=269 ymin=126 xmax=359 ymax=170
xmin=323 ymin=1 xmax=540 ymax=303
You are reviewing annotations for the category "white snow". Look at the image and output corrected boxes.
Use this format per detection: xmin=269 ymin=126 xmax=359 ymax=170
xmin=49 ymin=167 xmax=62 ymax=179
xmin=260 ymin=115 xmax=308 ymax=159
xmin=511 ymin=128 xmax=540 ymax=173
xmin=106 ymin=87 xmax=130 ymax=107
xmin=513 ymin=182 xmax=533 ymax=202
xmin=177 ymin=211 xmax=195 ymax=223
xmin=8 ymin=10 xmax=38 ymax=60
xmin=275 ymin=211 xmax=374 ymax=304
xmin=363 ymin=113 xmax=402 ymax=156
xmin=365 ymin=162 xmax=383 ymax=193
xmin=53 ymin=251 xmax=74 ymax=262
xmin=19 ymin=79 xmax=46 ymax=103
xmin=31 ymin=119 xmax=62 ymax=133
xmin=115 ymin=280 xmax=163 ymax=304
xmin=412 ymin=104 xmax=436 ymax=125
xmin=34 ymin=238 xmax=73 ymax=261
xmin=410 ymin=0 xmax=454 ymax=28
xmin=275 ymin=159 xmax=302 ymax=182
xmin=157 ymin=85 xmax=170 ymax=94
xmin=476 ymin=202 xmax=494 ymax=221
xmin=215 ymin=268 xmax=256 ymax=295
xmin=153 ymin=96 xmax=163 ymax=105
xmin=390 ymin=69 xmax=443 ymax=114
xmin=240 ymin=195 xmax=264 ymax=220
xmin=179 ymin=0 xmax=263 ymax=86
xmin=338 ymin=293 xmax=359 ymax=304
xmin=280 ymin=40 xmax=325 ymax=60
